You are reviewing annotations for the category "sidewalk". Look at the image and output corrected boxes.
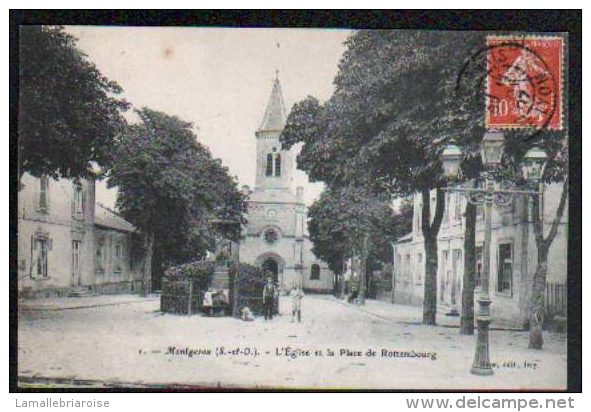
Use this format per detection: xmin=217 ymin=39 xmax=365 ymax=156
xmin=18 ymin=294 xmax=160 ymax=311
xmin=320 ymin=295 xmax=525 ymax=331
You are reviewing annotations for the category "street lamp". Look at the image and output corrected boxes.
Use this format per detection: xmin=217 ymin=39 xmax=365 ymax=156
xmin=522 ymin=147 xmax=548 ymax=183
xmin=442 ymin=145 xmax=462 ymax=178
xmin=441 ymin=132 xmax=547 ymax=376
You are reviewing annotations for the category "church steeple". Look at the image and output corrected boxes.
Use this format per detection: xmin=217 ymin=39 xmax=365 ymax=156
xmin=253 ymin=72 xmax=294 ymax=193
xmin=258 ymin=73 xmax=287 ymax=132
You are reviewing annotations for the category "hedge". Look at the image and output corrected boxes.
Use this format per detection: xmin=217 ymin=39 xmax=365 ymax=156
xmin=161 ymin=261 xmax=215 ymax=315
xmin=230 ymin=263 xmax=278 ymax=317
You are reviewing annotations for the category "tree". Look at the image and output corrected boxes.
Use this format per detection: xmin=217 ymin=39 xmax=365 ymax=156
xmin=108 ymin=108 xmax=246 ymax=294
xmin=504 ymin=135 xmax=568 ymax=349
xmin=282 ymin=30 xmax=486 ymax=324
xmin=307 ymin=186 xmax=398 ymax=304
xmin=452 ymin=36 xmax=569 ymax=343
xmin=19 ymin=26 xmax=128 ymax=182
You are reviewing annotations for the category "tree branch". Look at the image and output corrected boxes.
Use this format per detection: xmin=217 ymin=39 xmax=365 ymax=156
xmin=544 ymin=179 xmax=568 ymax=246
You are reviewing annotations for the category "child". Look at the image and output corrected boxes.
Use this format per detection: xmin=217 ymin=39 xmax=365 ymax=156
xmin=241 ymin=306 xmax=254 ymax=321
xmin=290 ymin=283 xmax=305 ymax=323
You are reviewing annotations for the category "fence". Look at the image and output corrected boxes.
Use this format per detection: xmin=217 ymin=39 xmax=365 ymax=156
xmin=545 ymin=282 xmax=567 ymax=319
xmin=160 ymin=278 xmax=202 ymax=315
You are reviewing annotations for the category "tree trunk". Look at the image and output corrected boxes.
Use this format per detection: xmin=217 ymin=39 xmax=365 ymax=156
xmin=529 ymin=243 xmax=549 ymax=349
xmin=460 ymin=202 xmax=477 ymax=334
xmin=140 ymin=232 xmax=155 ymax=296
xmin=421 ymin=188 xmax=445 ymax=325
xmin=358 ymin=234 xmax=369 ymax=305
xmin=422 ymin=235 xmax=438 ymax=324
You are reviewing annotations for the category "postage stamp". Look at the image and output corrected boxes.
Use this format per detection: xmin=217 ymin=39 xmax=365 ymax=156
xmin=485 ymin=36 xmax=564 ymax=131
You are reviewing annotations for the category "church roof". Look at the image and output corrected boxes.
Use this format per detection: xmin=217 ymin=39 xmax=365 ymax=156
xmin=258 ymin=74 xmax=287 ymax=132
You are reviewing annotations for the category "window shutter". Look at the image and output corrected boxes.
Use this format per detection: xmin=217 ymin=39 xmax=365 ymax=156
xmin=82 ymin=188 xmax=86 ymax=214
xmin=275 ymin=154 xmax=281 ymax=177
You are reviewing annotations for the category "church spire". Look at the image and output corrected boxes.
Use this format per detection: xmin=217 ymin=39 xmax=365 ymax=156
xmin=258 ymin=73 xmax=287 ymax=132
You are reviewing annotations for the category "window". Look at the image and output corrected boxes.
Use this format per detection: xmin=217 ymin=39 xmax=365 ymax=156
xmin=266 ymin=153 xmax=273 ymax=176
xmin=440 ymin=250 xmax=449 ymax=300
xmin=115 ymin=243 xmax=123 ymax=271
xmin=497 ymin=243 xmax=513 ymax=294
xmin=74 ymin=184 xmax=84 ymax=215
xmin=72 ymin=240 xmax=81 ymax=273
xmin=96 ymin=240 xmax=105 ymax=272
xmin=32 ymin=237 xmax=48 ymax=278
xmin=266 ymin=152 xmax=282 ymax=177
xmin=415 ymin=253 xmax=423 ymax=284
xmin=264 ymin=228 xmax=278 ymax=245
xmin=404 ymin=254 xmax=411 ymax=283
xmin=39 ymin=176 xmax=48 ymax=212
xmin=454 ymin=193 xmax=462 ymax=221
xmin=310 ymin=264 xmax=320 ymax=280
xmin=416 ymin=202 xmax=422 ymax=234
xmin=443 ymin=193 xmax=450 ymax=224
xmin=476 ymin=205 xmax=484 ymax=220
xmin=475 ymin=246 xmax=483 ymax=288
xmin=274 ymin=154 xmax=281 ymax=177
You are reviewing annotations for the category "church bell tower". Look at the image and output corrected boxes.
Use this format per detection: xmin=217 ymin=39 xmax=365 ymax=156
xmin=253 ymin=73 xmax=294 ymax=194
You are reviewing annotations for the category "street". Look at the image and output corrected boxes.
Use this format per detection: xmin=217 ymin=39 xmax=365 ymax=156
xmin=18 ymin=295 xmax=567 ymax=390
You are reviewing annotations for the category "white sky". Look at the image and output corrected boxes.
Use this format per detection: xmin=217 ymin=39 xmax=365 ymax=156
xmin=64 ymin=26 xmax=351 ymax=207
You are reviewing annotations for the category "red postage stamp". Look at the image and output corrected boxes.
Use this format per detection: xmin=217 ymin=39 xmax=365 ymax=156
xmin=486 ymin=36 xmax=563 ymax=130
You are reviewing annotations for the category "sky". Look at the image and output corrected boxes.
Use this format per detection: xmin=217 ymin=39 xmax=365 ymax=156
xmin=64 ymin=26 xmax=352 ymax=207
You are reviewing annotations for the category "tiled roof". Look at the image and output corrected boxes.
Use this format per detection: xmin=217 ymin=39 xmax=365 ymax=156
xmin=94 ymin=203 xmax=136 ymax=233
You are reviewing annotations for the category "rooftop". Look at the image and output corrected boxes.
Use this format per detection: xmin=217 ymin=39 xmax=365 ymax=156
xmin=94 ymin=203 xmax=136 ymax=233
xmin=258 ymin=74 xmax=287 ymax=132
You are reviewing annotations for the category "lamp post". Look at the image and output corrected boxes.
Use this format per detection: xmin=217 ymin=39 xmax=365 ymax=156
xmin=441 ymin=132 xmax=547 ymax=376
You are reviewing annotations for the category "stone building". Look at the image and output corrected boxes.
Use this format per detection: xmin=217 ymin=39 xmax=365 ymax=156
xmin=239 ymin=75 xmax=334 ymax=293
xmin=392 ymin=183 xmax=568 ymax=327
xmin=17 ymin=173 xmax=144 ymax=297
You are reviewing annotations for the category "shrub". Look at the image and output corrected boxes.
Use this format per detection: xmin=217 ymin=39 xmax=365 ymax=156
xmin=164 ymin=260 xmax=215 ymax=290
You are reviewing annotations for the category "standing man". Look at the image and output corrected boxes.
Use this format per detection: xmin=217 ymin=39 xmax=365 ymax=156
xmin=290 ymin=283 xmax=305 ymax=323
xmin=262 ymin=276 xmax=276 ymax=321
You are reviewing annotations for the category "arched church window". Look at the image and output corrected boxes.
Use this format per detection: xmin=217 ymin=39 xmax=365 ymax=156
xmin=274 ymin=154 xmax=281 ymax=177
xmin=266 ymin=153 xmax=273 ymax=176
xmin=264 ymin=228 xmax=279 ymax=245
xmin=310 ymin=264 xmax=320 ymax=280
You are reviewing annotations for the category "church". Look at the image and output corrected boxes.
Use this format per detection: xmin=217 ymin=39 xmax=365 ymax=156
xmin=239 ymin=75 xmax=334 ymax=293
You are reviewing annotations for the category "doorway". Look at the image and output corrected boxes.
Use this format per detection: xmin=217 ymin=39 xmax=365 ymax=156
xmin=71 ymin=240 xmax=82 ymax=286
xmin=262 ymin=258 xmax=279 ymax=283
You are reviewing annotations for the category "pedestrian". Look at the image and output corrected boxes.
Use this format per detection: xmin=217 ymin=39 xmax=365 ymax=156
xmin=290 ymin=283 xmax=304 ymax=323
xmin=262 ymin=276 xmax=276 ymax=321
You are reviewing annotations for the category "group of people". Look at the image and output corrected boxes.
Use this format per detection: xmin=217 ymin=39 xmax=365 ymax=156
xmin=241 ymin=276 xmax=305 ymax=323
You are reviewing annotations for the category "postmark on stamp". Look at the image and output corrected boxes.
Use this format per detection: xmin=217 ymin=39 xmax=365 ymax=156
xmin=485 ymin=36 xmax=563 ymax=131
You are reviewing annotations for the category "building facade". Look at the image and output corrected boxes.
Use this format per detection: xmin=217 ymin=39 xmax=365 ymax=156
xmin=239 ymin=75 xmax=334 ymax=293
xmin=18 ymin=173 xmax=143 ymax=297
xmin=392 ymin=183 xmax=568 ymax=327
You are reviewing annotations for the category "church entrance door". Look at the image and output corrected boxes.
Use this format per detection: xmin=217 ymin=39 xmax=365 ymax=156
xmin=262 ymin=258 xmax=279 ymax=283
